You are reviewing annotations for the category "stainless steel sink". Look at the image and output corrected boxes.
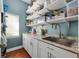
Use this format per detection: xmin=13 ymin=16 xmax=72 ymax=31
xmin=42 ymin=36 xmax=76 ymax=47
xmin=43 ymin=37 xmax=59 ymax=42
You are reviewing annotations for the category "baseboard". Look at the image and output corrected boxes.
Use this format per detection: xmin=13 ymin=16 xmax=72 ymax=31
xmin=7 ymin=45 xmax=23 ymax=52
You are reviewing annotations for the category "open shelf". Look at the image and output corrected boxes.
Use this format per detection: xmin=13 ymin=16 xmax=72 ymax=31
xmin=66 ymin=15 xmax=78 ymax=21
xmin=26 ymin=21 xmax=47 ymax=27
xmin=37 ymin=8 xmax=49 ymax=15
xmin=47 ymin=15 xmax=78 ymax=23
xmin=26 ymin=0 xmax=78 ymax=27
xmin=26 ymin=15 xmax=78 ymax=27
xmin=66 ymin=0 xmax=77 ymax=5
xmin=26 ymin=11 xmax=41 ymax=20
xmin=26 ymin=24 xmax=33 ymax=27
xmin=47 ymin=0 xmax=66 ymax=11
xmin=26 ymin=0 xmax=77 ymax=19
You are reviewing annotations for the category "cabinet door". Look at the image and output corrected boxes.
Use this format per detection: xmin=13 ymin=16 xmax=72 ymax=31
xmin=23 ymin=34 xmax=26 ymax=48
xmin=38 ymin=41 xmax=47 ymax=58
xmin=23 ymin=34 xmax=30 ymax=54
xmin=46 ymin=47 xmax=56 ymax=58
xmin=27 ymin=38 xmax=32 ymax=56
xmin=27 ymin=37 xmax=34 ymax=57
xmin=46 ymin=44 xmax=77 ymax=58
xmin=24 ymin=36 xmax=29 ymax=51
xmin=32 ymin=39 xmax=38 ymax=58
xmin=23 ymin=34 xmax=27 ymax=50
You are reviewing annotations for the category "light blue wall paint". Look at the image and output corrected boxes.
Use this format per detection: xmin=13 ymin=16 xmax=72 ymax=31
xmin=47 ymin=24 xmax=59 ymax=35
xmin=68 ymin=21 xmax=78 ymax=36
xmin=0 ymin=0 xmax=2 ymax=12
xmin=47 ymin=21 xmax=78 ymax=36
xmin=60 ymin=22 xmax=68 ymax=36
xmin=0 ymin=0 xmax=3 ymax=12
xmin=3 ymin=0 xmax=28 ymax=49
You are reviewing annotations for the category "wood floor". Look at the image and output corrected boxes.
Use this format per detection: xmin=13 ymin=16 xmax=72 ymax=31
xmin=6 ymin=48 xmax=31 ymax=58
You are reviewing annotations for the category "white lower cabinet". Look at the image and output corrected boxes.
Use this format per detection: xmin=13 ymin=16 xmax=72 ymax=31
xmin=23 ymin=34 xmax=38 ymax=58
xmin=28 ymin=38 xmax=38 ymax=58
xmin=46 ymin=44 xmax=77 ymax=58
xmin=32 ymin=39 xmax=38 ymax=58
xmin=38 ymin=41 xmax=47 ymax=58
xmin=27 ymin=38 xmax=32 ymax=56
xmin=23 ymin=34 xmax=28 ymax=51
xmin=38 ymin=41 xmax=77 ymax=58
xmin=23 ymin=34 xmax=77 ymax=58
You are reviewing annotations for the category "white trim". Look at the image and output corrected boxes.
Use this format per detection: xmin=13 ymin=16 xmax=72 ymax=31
xmin=7 ymin=46 xmax=23 ymax=52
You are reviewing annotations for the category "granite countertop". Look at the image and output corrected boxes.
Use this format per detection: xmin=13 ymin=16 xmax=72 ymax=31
xmin=23 ymin=33 xmax=79 ymax=54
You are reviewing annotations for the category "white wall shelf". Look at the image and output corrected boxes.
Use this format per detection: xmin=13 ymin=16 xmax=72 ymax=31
xmin=26 ymin=1 xmax=44 ymax=14
xmin=26 ymin=0 xmax=78 ymax=27
xmin=22 ymin=0 xmax=31 ymax=4
xmin=37 ymin=8 xmax=49 ymax=15
xmin=26 ymin=0 xmax=78 ymax=20
xmin=66 ymin=15 xmax=78 ymax=21
xmin=26 ymin=11 xmax=42 ymax=20
xmin=26 ymin=15 xmax=78 ymax=27
xmin=66 ymin=0 xmax=77 ymax=6
xmin=47 ymin=15 xmax=78 ymax=23
xmin=47 ymin=0 xmax=66 ymax=11
xmin=26 ymin=24 xmax=33 ymax=27
xmin=26 ymin=21 xmax=47 ymax=27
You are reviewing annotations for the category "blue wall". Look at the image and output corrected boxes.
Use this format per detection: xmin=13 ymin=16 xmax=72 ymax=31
xmin=47 ymin=21 xmax=78 ymax=37
xmin=0 ymin=0 xmax=3 ymax=12
xmin=68 ymin=21 xmax=78 ymax=36
xmin=3 ymin=0 xmax=28 ymax=49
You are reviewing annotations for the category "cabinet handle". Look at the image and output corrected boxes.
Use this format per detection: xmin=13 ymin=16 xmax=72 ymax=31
xmin=30 ymin=42 xmax=32 ymax=45
xmin=30 ymin=42 xmax=33 ymax=46
xmin=48 ymin=52 xmax=50 ymax=58
xmin=50 ymin=53 xmax=52 ymax=58
xmin=51 ymin=53 xmax=56 ymax=58
xmin=48 ymin=52 xmax=55 ymax=58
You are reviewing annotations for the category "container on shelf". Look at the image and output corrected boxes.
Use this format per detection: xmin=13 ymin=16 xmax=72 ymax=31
xmin=46 ymin=15 xmax=55 ymax=22
xmin=54 ymin=12 xmax=65 ymax=20
xmin=67 ymin=0 xmax=78 ymax=16
xmin=26 ymin=20 xmax=33 ymax=26
xmin=67 ymin=7 xmax=78 ymax=16
xmin=31 ymin=28 xmax=37 ymax=34
xmin=60 ymin=11 xmax=65 ymax=17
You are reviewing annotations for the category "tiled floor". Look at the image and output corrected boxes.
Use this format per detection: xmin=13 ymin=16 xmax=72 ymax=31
xmin=5 ymin=48 xmax=31 ymax=58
